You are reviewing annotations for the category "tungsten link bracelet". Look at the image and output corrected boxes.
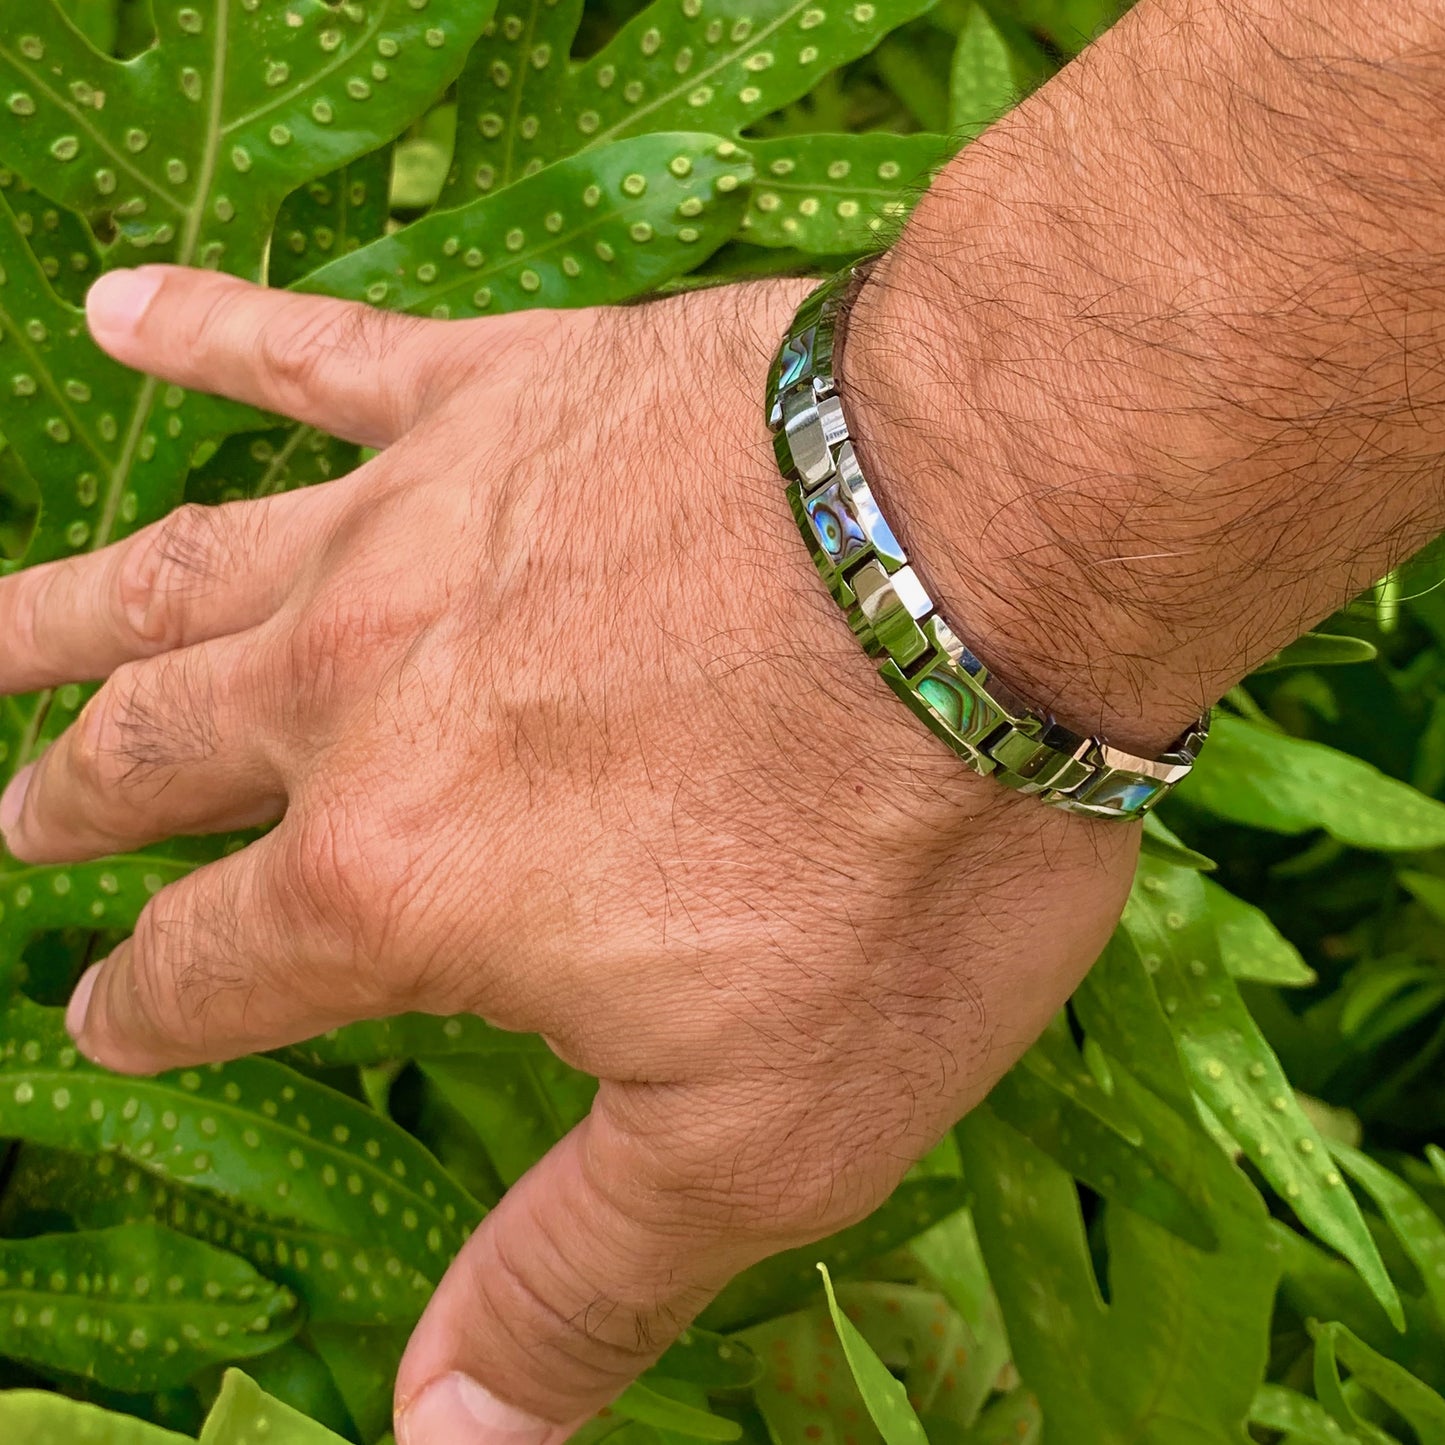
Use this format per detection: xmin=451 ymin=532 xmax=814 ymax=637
xmin=767 ymin=266 xmax=1209 ymax=820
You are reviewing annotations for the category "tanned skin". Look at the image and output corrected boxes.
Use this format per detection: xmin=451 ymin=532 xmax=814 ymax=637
xmin=0 ymin=2 xmax=1439 ymax=1441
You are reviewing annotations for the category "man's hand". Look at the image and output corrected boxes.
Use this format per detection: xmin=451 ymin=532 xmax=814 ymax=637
xmin=0 ymin=265 xmax=1137 ymax=1443
xmin=4 ymin=0 xmax=1442 ymax=1437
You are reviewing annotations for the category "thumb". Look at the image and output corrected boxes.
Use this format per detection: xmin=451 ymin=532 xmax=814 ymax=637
xmin=85 ymin=265 xmax=474 ymax=448
xmin=393 ymin=1084 xmax=855 ymax=1445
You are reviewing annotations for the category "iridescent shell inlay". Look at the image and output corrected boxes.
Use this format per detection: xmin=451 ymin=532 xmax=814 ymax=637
xmin=918 ymin=672 xmax=975 ymax=734
xmin=805 ymin=481 xmax=866 ymax=563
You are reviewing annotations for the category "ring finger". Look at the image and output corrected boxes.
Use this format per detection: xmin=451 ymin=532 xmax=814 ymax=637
xmin=2 ymin=632 xmax=288 ymax=864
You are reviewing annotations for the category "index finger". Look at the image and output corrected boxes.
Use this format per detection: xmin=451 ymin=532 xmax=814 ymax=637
xmin=86 ymin=266 xmax=468 ymax=448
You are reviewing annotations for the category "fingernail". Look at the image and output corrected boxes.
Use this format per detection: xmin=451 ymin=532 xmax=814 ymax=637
xmin=397 ymin=1374 xmax=573 ymax=1445
xmin=86 ymin=268 xmax=165 ymax=339
xmin=0 ymin=763 xmax=33 ymax=843
xmin=66 ymin=963 xmax=101 ymax=1042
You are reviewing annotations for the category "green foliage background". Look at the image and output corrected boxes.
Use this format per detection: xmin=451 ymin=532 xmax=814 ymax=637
xmin=0 ymin=2 xmax=1442 ymax=1442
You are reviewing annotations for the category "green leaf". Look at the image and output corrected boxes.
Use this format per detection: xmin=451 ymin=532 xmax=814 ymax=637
xmin=306 ymin=1323 xmax=408 ymax=1445
xmin=1254 ymin=632 xmax=1379 ymax=674
xmin=874 ymin=33 xmax=950 ymax=132
xmin=200 ymin=1369 xmax=350 ymax=1445
xmin=421 ymin=1050 xmax=596 ymax=1187
xmin=816 ymin=1264 xmax=929 ymax=1445
xmin=0 ymin=996 xmax=481 ymax=1284
xmin=1273 ymin=1226 xmax=1441 ymax=1386
xmin=59 ymin=0 xmax=123 ymax=54
xmin=614 ymin=1382 xmax=741 ymax=1442
xmin=183 ymin=424 xmax=361 ymax=506
xmin=269 ymin=148 xmax=393 ymax=289
xmin=741 ymin=1283 xmax=987 ymax=1445
xmin=300 ymin=133 xmax=750 ymax=316
xmin=1312 ymin=1321 xmax=1445 ymax=1442
xmin=1330 ymin=1145 xmax=1445 ymax=1324
xmin=1397 ymin=868 xmax=1445 ymax=924
xmin=447 ymin=0 xmax=935 ymax=200
xmin=0 ymin=168 xmax=100 ymax=306
xmin=988 ymin=1028 xmax=1219 ymax=1249
xmin=739 ymin=132 xmax=952 ymax=252
xmin=948 ymin=3 xmax=1015 ymax=136
xmin=957 ymin=1388 xmax=1041 ymax=1445
xmin=0 ymin=0 xmax=496 ymax=274
xmin=1140 ymin=813 xmax=1216 ymax=871
xmin=1250 ymin=1385 xmax=1371 ymax=1444
xmin=956 ymin=1102 xmax=1279 ymax=1445
xmin=1072 ymin=927 xmax=1196 ymax=1117
xmin=906 ymin=1184 xmax=1009 ymax=1397
xmin=202 ymin=1340 xmax=353 ymax=1440
xmin=1125 ymin=856 xmax=1402 ymax=1328
xmin=647 ymin=1327 xmax=762 ymax=1391
xmin=0 ymin=1391 xmax=191 ymax=1445
xmin=701 ymin=1177 xmax=969 ymax=1330
xmin=0 ymin=855 xmax=191 ymax=989
xmin=280 ymin=1012 xmax=547 ymax=1069
xmin=440 ymin=0 xmax=585 ymax=200
xmin=1178 ymin=713 xmax=1445 ymax=850
xmin=844 ymin=1282 xmax=995 ymax=1431
xmin=4 ymin=1142 xmax=436 ymax=1326
xmin=0 ymin=186 xmax=208 ymax=574
xmin=1204 ymin=875 xmax=1317 ymax=988
xmin=0 ymin=1222 xmax=298 ymax=1390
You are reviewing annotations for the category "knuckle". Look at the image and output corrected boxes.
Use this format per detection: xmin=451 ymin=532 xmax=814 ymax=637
xmin=116 ymin=503 xmax=228 ymax=649
xmin=126 ymin=889 xmax=238 ymax=1050
xmin=257 ymin=301 xmax=414 ymax=417
xmin=485 ymin=1223 xmax=662 ymax=1395
xmin=12 ymin=565 xmax=55 ymax=655
xmin=287 ymin=582 xmax=392 ymax=697
xmin=256 ymin=310 xmax=331 ymax=410
xmin=71 ymin=656 xmax=211 ymax=798
xmin=275 ymin=803 xmax=428 ymax=1008
xmin=69 ymin=686 xmax=134 ymax=796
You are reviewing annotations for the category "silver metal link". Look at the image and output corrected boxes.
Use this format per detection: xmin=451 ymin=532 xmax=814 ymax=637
xmin=767 ymin=266 xmax=1209 ymax=822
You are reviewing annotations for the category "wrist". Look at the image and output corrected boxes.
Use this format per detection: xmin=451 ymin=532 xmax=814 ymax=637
xmin=837 ymin=0 xmax=1445 ymax=758
xmin=840 ymin=237 xmax=1209 ymax=759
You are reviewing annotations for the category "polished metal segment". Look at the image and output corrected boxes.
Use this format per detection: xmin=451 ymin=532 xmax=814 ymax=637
xmin=782 ymin=388 xmax=834 ymax=488
xmin=835 ymin=443 xmax=907 ymax=571
xmin=818 ymin=394 xmax=849 ymax=449
xmin=853 ymin=562 xmax=929 ymax=666
xmin=768 ymin=265 xmax=1208 ymax=821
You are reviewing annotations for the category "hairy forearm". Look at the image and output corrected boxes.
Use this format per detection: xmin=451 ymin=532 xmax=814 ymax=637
xmin=846 ymin=0 xmax=1445 ymax=751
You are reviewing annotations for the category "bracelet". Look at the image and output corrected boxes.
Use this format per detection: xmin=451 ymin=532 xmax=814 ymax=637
xmin=766 ymin=265 xmax=1208 ymax=820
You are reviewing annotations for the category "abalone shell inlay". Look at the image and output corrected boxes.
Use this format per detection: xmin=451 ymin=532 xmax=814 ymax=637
xmin=918 ymin=672 xmax=976 ymax=734
xmin=778 ymin=329 xmax=814 ymax=391
xmin=805 ymin=481 xmax=866 ymax=563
